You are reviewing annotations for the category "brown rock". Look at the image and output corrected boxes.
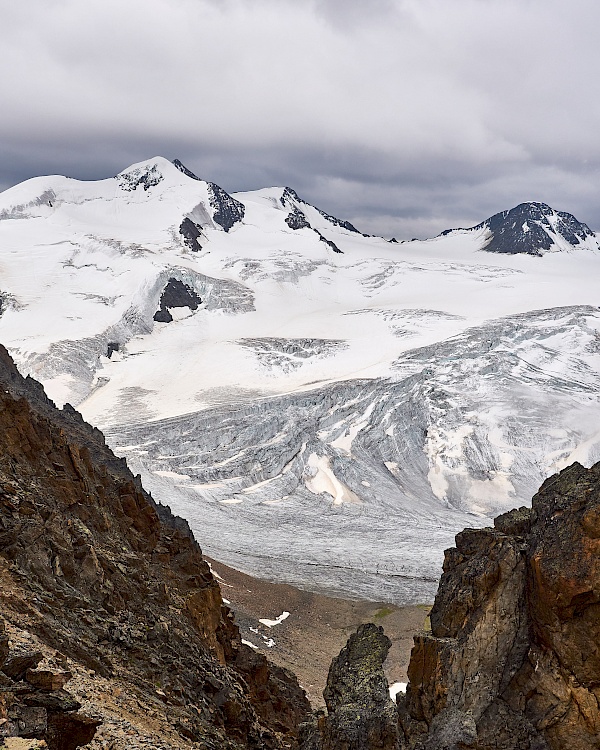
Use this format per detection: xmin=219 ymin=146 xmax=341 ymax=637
xmin=45 ymin=712 xmax=100 ymax=750
xmin=185 ymin=583 xmax=225 ymax=662
xmin=25 ymin=670 xmax=72 ymax=692
xmin=236 ymin=643 xmax=312 ymax=739
xmin=3 ymin=652 xmax=44 ymax=681
xmin=0 ymin=342 xmax=309 ymax=748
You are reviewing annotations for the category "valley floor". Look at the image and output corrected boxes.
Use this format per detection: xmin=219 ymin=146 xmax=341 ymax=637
xmin=206 ymin=558 xmax=430 ymax=707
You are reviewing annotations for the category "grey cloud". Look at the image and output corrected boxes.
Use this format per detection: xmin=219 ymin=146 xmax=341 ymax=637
xmin=1 ymin=0 xmax=599 ymax=239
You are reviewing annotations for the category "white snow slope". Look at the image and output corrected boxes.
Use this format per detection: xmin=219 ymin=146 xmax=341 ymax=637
xmin=1 ymin=156 xmax=600 ymax=603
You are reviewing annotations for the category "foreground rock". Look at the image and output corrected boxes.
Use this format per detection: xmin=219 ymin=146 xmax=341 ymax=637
xmin=300 ymin=624 xmax=399 ymax=750
xmin=0 ymin=345 xmax=310 ymax=747
xmin=0 ymin=622 xmax=101 ymax=747
xmin=399 ymin=461 xmax=600 ymax=749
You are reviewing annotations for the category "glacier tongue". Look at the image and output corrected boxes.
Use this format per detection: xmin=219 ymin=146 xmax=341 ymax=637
xmin=103 ymin=305 xmax=600 ymax=603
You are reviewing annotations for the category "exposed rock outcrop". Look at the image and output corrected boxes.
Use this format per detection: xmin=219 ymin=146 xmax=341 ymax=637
xmin=440 ymin=201 xmax=598 ymax=255
xmin=0 ymin=345 xmax=310 ymax=747
xmin=476 ymin=202 xmax=595 ymax=255
xmin=153 ymin=276 xmax=202 ymax=322
xmin=178 ymin=216 xmax=204 ymax=252
xmin=300 ymin=623 xmax=399 ymax=750
xmin=0 ymin=632 xmax=101 ymax=748
xmin=398 ymin=461 xmax=600 ymax=749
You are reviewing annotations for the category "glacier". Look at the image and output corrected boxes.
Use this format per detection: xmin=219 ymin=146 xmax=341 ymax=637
xmin=1 ymin=156 xmax=599 ymax=602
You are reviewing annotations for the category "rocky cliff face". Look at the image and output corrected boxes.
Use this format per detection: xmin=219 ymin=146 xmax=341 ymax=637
xmin=0 ymin=345 xmax=309 ymax=748
xmin=399 ymin=460 xmax=600 ymax=749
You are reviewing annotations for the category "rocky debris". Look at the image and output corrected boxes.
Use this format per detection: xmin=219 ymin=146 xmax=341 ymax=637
xmin=300 ymin=624 xmax=399 ymax=750
xmin=398 ymin=461 xmax=600 ymax=749
xmin=3 ymin=652 xmax=44 ymax=681
xmin=0 ymin=345 xmax=310 ymax=747
xmin=0 ymin=625 xmax=99 ymax=748
xmin=153 ymin=277 xmax=202 ymax=323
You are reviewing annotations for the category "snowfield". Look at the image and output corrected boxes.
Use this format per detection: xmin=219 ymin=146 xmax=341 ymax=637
xmin=1 ymin=156 xmax=599 ymax=602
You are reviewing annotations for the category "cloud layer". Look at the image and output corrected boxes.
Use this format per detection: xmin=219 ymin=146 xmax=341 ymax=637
xmin=1 ymin=0 xmax=599 ymax=238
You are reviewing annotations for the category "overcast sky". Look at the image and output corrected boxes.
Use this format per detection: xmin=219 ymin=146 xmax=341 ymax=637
xmin=1 ymin=0 xmax=599 ymax=238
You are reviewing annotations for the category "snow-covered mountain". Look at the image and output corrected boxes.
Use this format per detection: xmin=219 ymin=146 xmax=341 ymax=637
xmin=442 ymin=201 xmax=598 ymax=255
xmin=1 ymin=156 xmax=599 ymax=603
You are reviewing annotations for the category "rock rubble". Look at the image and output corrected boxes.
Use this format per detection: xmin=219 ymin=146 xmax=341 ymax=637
xmin=0 ymin=627 xmax=100 ymax=748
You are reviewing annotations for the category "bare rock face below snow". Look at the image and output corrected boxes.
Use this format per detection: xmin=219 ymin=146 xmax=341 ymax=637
xmin=398 ymin=460 xmax=600 ymax=749
xmin=477 ymin=202 xmax=596 ymax=256
xmin=441 ymin=201 xmax=598 ymax=255
xmin=153 ymin=277 xmax=202 ymax=323
xmin=0 ymin=345 xmax=310 ymax=747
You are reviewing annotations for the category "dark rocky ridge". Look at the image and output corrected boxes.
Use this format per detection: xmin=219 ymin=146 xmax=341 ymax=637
xmin=207 ymin=182 xmax=245 ymax=232
xmin=0 ymin=345 xmax=310 ymax=747
xmin=306 ymin=461 xmax=600 ymax=749
xmin=282 ymin=201 xmax=343 ymax=253
xmin=285 ymin=207 xmax=311 ymax=231
xmin=441 ymin=201 xmax=596 ymax=256
xmin=172 ymin=158 xmax=245 ymax=232
xmin=476 ymin=202 xmax=595 ymax=256
xmin=280 ymin=188 xmax=359 ymax=234
xmin=172 ymin=159 xmax=201 ymax=181
xmin=315 ymin=230 xmax=343 ymax=254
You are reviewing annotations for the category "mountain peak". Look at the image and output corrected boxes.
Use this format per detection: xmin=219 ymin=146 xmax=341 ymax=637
xmin=475 ymin=201 xmax=596 ymax=256
xmin=278 ymin=186 xmax=360 ymax=234
xmin=115 ymin=156 xmax=194 ymax=192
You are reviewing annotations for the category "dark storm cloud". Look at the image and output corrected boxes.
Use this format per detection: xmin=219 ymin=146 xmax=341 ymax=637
xmin=1 ymin=0 xmax=599 ymax=238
